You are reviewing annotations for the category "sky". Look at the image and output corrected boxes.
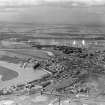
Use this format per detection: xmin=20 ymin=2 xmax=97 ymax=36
xmin=0 ymin=0 xmax=105 ymax=25
xmin=0 ymin=0 xmax=105 ymax=6
xmin=0 ymin=0 xmax=104 ymax=10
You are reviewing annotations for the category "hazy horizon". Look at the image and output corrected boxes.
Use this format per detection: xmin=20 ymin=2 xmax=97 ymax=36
xmin=0 ymin=6 xmax=105 ymax=25
xmin=0 ymin=0 xmax=105 ymax=25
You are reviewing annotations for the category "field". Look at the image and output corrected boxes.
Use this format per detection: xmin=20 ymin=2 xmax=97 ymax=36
xmin=0 ymin=49 xmax=50 ymax=89
xmin=0 ymin=66 xmax=18 ymax=81
xmin=0 ymin=48 xmax=57 ymax=105
xmin=0 ymin=47 xmax=105 ymax=105
xmin=3 ymin=49 xmax=50 ymax=59
xmin=1 ymin=23 xmax=105 ymax=105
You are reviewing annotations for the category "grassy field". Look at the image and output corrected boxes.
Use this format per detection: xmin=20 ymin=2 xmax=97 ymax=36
xmin=0 ymin=66 xmax=18 ymax=81
xmin=0 ymin=60 xmax=47 ymax=89
xmin=0 ymin=48 xmax=50 ymax=89
xmin=0 ymin=48 xmax=54 ymax=105
xmin=1 ymin=49 xmax=50 ymax=59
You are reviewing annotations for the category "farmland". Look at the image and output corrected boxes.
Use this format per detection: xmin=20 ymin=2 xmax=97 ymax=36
xmin=1 ymin=42 xmax=105 ymax=105
xmin=0 ymin=66 xmax=18 ymax=81
xmin=0 ymin=24 xmax=105 ymax=105
xmin=0 ymin=45 xmax=102 ymax=104
xmin=0 ymin=48 xmax=50 ymax=89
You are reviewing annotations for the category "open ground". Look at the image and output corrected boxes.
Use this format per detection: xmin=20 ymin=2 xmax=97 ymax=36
xmin=0 ymin=49 xmax=52 ymax=89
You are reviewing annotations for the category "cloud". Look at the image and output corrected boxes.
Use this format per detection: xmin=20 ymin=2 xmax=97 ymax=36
xmin=45 ymin=0 xmax=105 ymax=6
xmin=0 ymin=0 xmax=43 ymax=7
xmin=0 ymin=0 xmax=105 ymax=8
